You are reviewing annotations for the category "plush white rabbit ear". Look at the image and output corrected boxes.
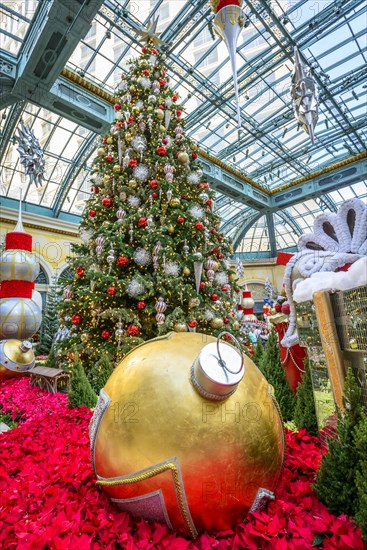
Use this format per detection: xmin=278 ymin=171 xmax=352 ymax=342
xmin=337 ymin=198 xmax=367 ymax=254
xmin=298 ymin=232 xmax=325 ymax=252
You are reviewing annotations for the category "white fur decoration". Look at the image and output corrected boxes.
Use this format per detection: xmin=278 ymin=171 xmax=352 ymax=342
xmin=133 ymin=248 xmax=152 ymax=267
xmin=127 ymin=278 xmax=145 ymax=297
xmin=127 ymin=196 xmax=141 ymax=208
xmin=214 ymin=271 xmax=229 ymax=285
xmin=189 ymin=205 xmax=205 ymax=219
xmin=164 ymin=262 xmax=181 ymax=277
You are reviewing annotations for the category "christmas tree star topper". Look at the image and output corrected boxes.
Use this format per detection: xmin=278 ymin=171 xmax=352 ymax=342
xmin=136 ymin=15 xmax=165 ymax=47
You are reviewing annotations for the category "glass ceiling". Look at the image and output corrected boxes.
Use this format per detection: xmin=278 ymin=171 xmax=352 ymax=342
xmin=0 ymin=0 xmax=366 ymax=255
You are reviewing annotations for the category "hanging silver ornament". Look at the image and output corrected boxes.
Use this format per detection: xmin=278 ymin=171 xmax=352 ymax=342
xmin=148 ymin=94 xmax=157 ymax=104
xmin=194 ymin=260 xmax=203 ymax=294
xmin=115 ymin=318 xmax=124 ymax=350
xmin=16 ymin=121 xmax=46 ymax=187
xmin=139 ymin=121 xmax=146 ymax=132
xmin=164 ymin=110 xmax=171 ymax=129
xmin=291 ymin=46 xmax=319 ymax=144
xmin=183 ymin=240 xmax=189 ymax=256
xmin=166 ymin=189 xmax=172 ymax=202
xmin=116 ymin=208 xmax=126 ymax=223
xmin=199 ymin=192 xmax=209 ymax=204
xmin=118 ymin=136 xmax=123 ymax=165
xmin=107 ymin=248 xmax=115 ymax=274
xmin=147 ymin=215 xmax=154 ymax=229
xmin=129 ymin=224 xmax=134 ymax=243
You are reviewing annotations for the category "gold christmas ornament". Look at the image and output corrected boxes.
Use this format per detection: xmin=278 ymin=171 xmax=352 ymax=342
xmin=0 ymin=297 xmax=42 ymax=340
xmin=188 ymin=297 xmax=200 ymax=309
xmin=211 ymin=317 xmax=224 ymax=329
xmin=170 ymin=197 xmax=180 ymax=207
xmin=167 ymin=225 xmax=175 ymax=234
xmin=212 ymin=261 xmax=219 ymax=272
xmin=91 ymin=332 xmax=284 ymax=538
xmin=0 ymin=339 xmax=35 ymax=381
xmin=128 ymin=179 xmax=138 ymax=189
xmin=98 ymin=148 xmax=106 ymax=156
xmin=106 ymin=137 xmax=113 ymax=145
xmin=229 ymin=273 xmax=237 ymax=282
xmin=178 ymin=151 xmax=189 ymax=164
xmin=103 ymin=175 xmax=111 ymax=184
xmin=183 ymin=267 xmax=191 ymax=276
xmin=125 ymin=133 xmax=132 ymax=143
xmin=159 ymin=125 xmax=166 ymax=133
xmin=174 ymin=323 xmax=188 ymax=332
xmin=232 ymin=320 xmax=240 ymax=330
xmin=113 ymin=164 xmax=121 ymax=173
xmin=129 ymin=85 xmax=136 ymax=93
xmin=155 ymin=109 xmax=165 ymax=120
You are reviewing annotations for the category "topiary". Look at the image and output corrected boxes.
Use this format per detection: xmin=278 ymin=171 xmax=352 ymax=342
xmin=88 ymin=354 xmax=113 ymax=395
xmin=294 ymin=356 xmax=319 ymax=436
xmin=252 ymin=337 xmax=264 ymax=367
xmin=259 ymin=328 xmax=296 ymax=422
xmin=314 ymin=368 xmax=364 ymax=516
xmin=68 ymin=355 xmax=97 ymax=409
xmin=355 ymin=413 xmax=367 ymax=542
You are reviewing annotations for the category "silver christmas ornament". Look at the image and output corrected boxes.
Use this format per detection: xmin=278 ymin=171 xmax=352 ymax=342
xmin=291 ymin=47 xmax=319 ymax=144
xmin=16 ymin=121 xmax=46 ymax=187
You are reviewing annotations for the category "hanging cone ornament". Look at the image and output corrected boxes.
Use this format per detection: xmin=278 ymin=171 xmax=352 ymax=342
xmin=211 ymin=0 xmax=245 ymax=134
xmin=291 ymin=46 xmax=318 ymax=144
xmin=194 ymin=261 xmax=203 ymax=294
xmin=117 ymin=136 xmax=123 ymax=165
xmin=164 ymin=110 xmax=171 ymax=130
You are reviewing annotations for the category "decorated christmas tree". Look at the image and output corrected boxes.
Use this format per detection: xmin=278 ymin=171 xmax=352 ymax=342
xmin=57 ymin=31 xmax=243 ymax=371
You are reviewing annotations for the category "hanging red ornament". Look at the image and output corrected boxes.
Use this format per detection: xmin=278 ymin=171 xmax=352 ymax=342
xmin=199 ymin=281 xmax=206 ymax=290
xmin=142 ymin=46 xmax=147 ymax=53
xmin=71 ymin=314 xmax=83 ymax=325
xmin=177 ymin=216 xmax=185 ymax=224
xmin=282 ymin=302 xmax=290 ymax=315
xmin=114 ymin=103 xmax=121 ymax=111
xmin=199 ymin=182 xmax=209 ymax=189
xmin=88 ymin=209 xmax=97 ymax=217
xmin=207 ymin=198 xmax=213 ymax=207
xmin=212 ymin=248 xmax=219 ymax=255
xmin=223 ymin=317 xmax=229 ymax=324
xmin=128 ymin=116 xmax=134 ymax=123
xmin=159 ymin=105 xmax=164 ymax=110
xmin=103 ymin=138 xmax=107 ymax=143
xmin=221 ymin=285 xmax=229 ymax=292
xmin=218 ymin=235 xmax=223 ymax=241
xmin=181 ymin=194 xmax=188 ymax=200
xmin=188 ymin=319 xmax=197 ymax=328
xmin=224 ymin=334 xmax=232 ymax=342
xmin=138 ymin=217 xmax=148 ymax=227
xmin=152 ymin=192 xmax=158 ymax=199
xmin=91 ymin=186 xmax=99 ymax=194
xmin=192 ymin=152 xmax=198 ymax=159
xmin=172 ymin=94 xmax=178 ymax=102
xmin=157 ymin=146 xmax=167 ymax=156
xmin=150 ymin=180 xmax=158 ymax=189
xmin=210 ymin=228 xmax=216 ymax=234
xmin=211 ymin=294 xmax=219 ymax=302
xmin=117 ymin=121 xmax=123 ymax=127
xmin=76 ymin=267 xmax=85 ymax=277
xmin=107 ymin=286 xmax=116 ymax=296
xmin=128 ymin=324 xmax=140 ymax=336
xmin=159 ymin=78 xmax=166 ymax=87
xmin=161 ymin=69 xmax=166 ymax=76
xmin=117 ymin=256 xmax=129 ymax=266
xmin=195 ymin=221 xmax=204 ymax=230
xmin=142 ymin=69 xmax=149 ymax=76
xmin=101 ymin=330 xmax=111 ymax=340
xmin=162 ymin=138 xmax=168 ymax=144
xmin=218 ymin=253 xmax=224 ymax=259
xmin=102 ymin=197 xmax=113 ymax=208
xmin=176 ymin=109 xmax=182 ymax=117
xmin=137 ymin=301 xmax=146 ymax=310
xmin=129 ymin=158 xmax=138 ymax=168
xmin=151 ymin=48 xmax=158 ymax=54
xmin=106 ymin=155 xmax=113 ymax=162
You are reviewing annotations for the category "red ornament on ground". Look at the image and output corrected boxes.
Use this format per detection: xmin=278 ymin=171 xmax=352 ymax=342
xmin=129 ymin=159 xmax=138 ymax=168
xmin=117 ymin=256 xmax=129 ymax=266
xmin=114 ymin=103 xmax=121 ymax=111
xmin=137 ymin=301 xmax=146 ymax=310
xmin=106 ymin=155 xmax=113 ymax=162
xmin=101 ymin=330 xmax=111 ymax=340
xmin=128 ymin=324 xmax=140 ymax=336
xmin=107 ymin=286 xmax=116 ymax=296
xmin=102 ymin=197 xmax=113 ymax=208
xmin=88 ymin=209 xmax=97 ymax=217
xmin=71 ymin=314 xmax=82 ymax=325
xmin=157 ymin=146 xmax=167 ymax=156
xmin=138 ymin=217 xmax=148 ymax=227
xmin=177 ymin=216 xmax=185 ymax=224
xmin=195 ymin=222 xmax=204 ymax=230
xmin=150 ymin=179 xmax=158 ymax=189
xmin=76 ymin=267 xmax=84 ymax=277
xmin=211 ymin=294 xmax=219 ymax=302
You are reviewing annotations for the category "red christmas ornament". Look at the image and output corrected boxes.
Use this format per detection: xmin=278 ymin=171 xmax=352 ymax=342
xmin=137 ymin=301 xmax=146 ymax=310
xmin=159 ymin=78 xmax=166 ymax=87
xmin=71 ymin=314 xmax=82 ymax=325
xmin=128 ymin=116 xmax=134 ymax=123
xmin=181 ymin=194 xmax=188 ymax=200
xmin=117 ymin=256 xmax=129 ymax=266
xmin=207 ymin=198 xmax=213 ymax=207
xmin=142 ymin=69 xmax=149 ymax=76
xmin=188 ymin=319 xmax=197 ymax=328
xmin=101 ymin=330 xmax=111 ymax=340
xmin=151 ymin=48 xmax=158 ymax=54
xmin=114 ymin=103 xmax=121 ymax=111
xmin=142 ymin=47 xmax=147 ymax=53
xmin=162 ymin=138 xmax=168 ymax=145
xmin=138 ymin=217 xmax=148 ymax=227
xmin=199 ymin=281 xmax=206 ymax=290
xmin=223 ymin=317 xmax=229 ymax=324
xmin=275 ymin=303 xmax=282 ymax=313
xmin=195 ymin=221 xmax=204 ymax=230
xmin=218 ymin=253 xmax=224 ymax=259
xmin=211 ymin=228 xmax=216 ymax=234
xmin=172 ymin=94 xmax=178 ymax=102
xmin=211 ymin=294 xmax=219 ymax=302
xmin=91 ymin=186 xmax=99 ymax=194
xmin=176 ymin=109 xmax=182 ymax=117
xmin=161 ymin=69 xmax=166 ymax=76
xmin=150 ymin=179 xmax=158 ymax=189
xmin=103 ymin=138 xmax=107 ymax=143
xmin=199 ymin=182 xmax=209 ymax=189
xmin=76 ymin=267 xmax=85 ymax=277
xmin=107 ymin=286 xmax=116 ymax=296
xmin=192 ymin=152 xmax=198 ymax=159
xmin=177 ymin=216 xmax=185 ymax=224
xmin=102 ymin=197 xmax=113 ymax=208
xmin=159 ymin=105 xmax=164 ymax=110
xmin=117 ymin=121 xmax=123 ymax=127
xmin=212 ymin=248 xmax=219 ymax=255
xmin=224 ymin=334 xmax=232 ymax=342
xmin=152 ymin=192 xmax=158 ymax=199
xmin=129 ymin=158 xmax=138 ymax=168
xmin=221 ymin=285 xmax=229 ymax=292
xmin=128 ymin=324 xmax=140 ymax=336
xmin=157 ymin=146 xmax=167 ymax=156
xmin=282 ymin=302 xmax=291 ymax=315
xmin=106 ymin=155 xmax=113 ymax=162
xmin=218 ymin=235 xmax=223 ymax=241
xmin=88 ymin=209 xmax=97 ymax=218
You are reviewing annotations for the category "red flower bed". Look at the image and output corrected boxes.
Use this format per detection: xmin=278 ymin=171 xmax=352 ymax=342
xmin=0 ymin=378 xmax=365 ymax=549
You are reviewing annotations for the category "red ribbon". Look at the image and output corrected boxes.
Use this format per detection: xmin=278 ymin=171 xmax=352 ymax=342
xmin=0 ymin=280 xmax=35 ymax=298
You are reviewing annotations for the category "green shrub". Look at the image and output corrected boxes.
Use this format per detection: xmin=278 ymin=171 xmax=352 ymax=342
xmin=88 ymin=354 xmax=113 ymax=395
xmin=68 ymin=356 xmax=97 ymax=409
xmin=294 ymin=357 xmax=318 ymax=436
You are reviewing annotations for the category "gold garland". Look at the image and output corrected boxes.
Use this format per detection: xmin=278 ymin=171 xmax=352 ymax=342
xmin=97 ymin=461 xmax=197 ymax=538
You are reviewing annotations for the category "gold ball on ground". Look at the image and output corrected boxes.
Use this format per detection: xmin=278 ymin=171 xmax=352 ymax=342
xmin=178 ymin=152 xmax=189 ymax=164
xmin=174 ymin=323 xmax=188 ymax=332
xmin=183 ymin=267 xmax=191 ymax=276
xmin=167 ymin=225 xmax=175 ymax=234
xmin=170 ymin=198 xmax=180 ymax=207
xmin=128 ymin=179 xmax=138 ymax=189
xmin=98 ymin=148 xmax=106 ymax=156
xmin=155 ymin=109 xmax=164 ymax=120
xmin=232 ymin=320 xmax=240 ymax=330
xmin=91 ymin=332 xmax=284 ymax=538
xmin=211 ymin=318 xmax=224 ymax=329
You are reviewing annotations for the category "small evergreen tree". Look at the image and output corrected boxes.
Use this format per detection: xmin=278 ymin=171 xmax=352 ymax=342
xmin=259 ymin=328 xmax=295 ymax=422
xmin=45 ymin=346 xmax=58 ymax=369
xmin=355 ymin=414 xmax=367 ymax=542
xmin=68 ymin=355 xmax=97 ymax=409
xmin=294 ymin=356 xmax=319 ymax=436
xmin=253 ymin=337 xmax=264 ymax=367
xmin=88 ymin=354 xmax=113 ymax=395
xmin=314 ymin=368 xmax=364 ymax=516
xmin=37 ymin=282 xmax=59 ymax=356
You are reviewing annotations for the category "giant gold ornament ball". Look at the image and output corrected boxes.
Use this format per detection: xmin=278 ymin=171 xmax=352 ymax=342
xmin=0 ymin=297 xmax=42 ymax=340
xmin=0 ymin=250 xmax=40 ymax=282
xmin=91 ymin=332 xmax=284 ymax=537
xmin=0 ymin=339 xmax=35 ymax=381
